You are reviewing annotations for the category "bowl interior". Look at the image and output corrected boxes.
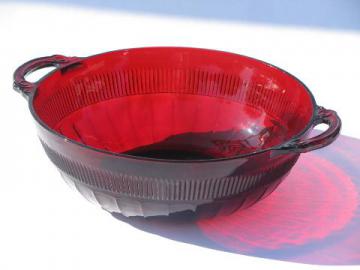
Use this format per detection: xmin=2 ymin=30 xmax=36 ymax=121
xmin=33 ymin=48 xmax=314 ymax=159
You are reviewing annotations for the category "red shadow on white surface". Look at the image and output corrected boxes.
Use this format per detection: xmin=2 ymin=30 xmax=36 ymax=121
xmin=113 ymin=133 xmax=360 ymax=265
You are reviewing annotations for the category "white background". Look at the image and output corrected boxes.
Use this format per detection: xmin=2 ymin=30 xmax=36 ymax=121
xmin=0 ymin=3 xmax=359 ymax=269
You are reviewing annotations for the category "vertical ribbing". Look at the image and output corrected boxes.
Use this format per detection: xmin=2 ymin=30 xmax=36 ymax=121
xmin=42 ymin=139 xmax=297 ymax=202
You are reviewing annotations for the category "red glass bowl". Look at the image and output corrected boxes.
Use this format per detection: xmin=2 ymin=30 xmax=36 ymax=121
xmin=13 ymin=47 xmax=341 ymax=217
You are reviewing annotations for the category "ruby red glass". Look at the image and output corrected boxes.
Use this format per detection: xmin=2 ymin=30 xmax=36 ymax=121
xmin=13 ymin=47 xmax=341 ymax=217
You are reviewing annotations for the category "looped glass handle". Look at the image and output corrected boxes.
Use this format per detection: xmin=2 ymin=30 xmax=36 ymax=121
xmin=13 ymin=55 xmax=80 ymax=98
xmin=279 ymin=106 xmax=341 ymax=153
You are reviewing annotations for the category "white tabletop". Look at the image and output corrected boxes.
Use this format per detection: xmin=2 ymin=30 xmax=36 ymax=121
xmin=0 ymin=2 xmax=359 ymax=269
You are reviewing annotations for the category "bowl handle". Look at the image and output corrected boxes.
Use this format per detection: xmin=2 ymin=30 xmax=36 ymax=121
xmin=278 ymin=106 xmax=341 ymax=153
xmin=13 ymin=55 xmax=80 ymax=98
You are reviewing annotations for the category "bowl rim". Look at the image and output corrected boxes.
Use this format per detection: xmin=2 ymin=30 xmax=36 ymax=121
xmin=28 ymin=46 xmax=318 ymax=163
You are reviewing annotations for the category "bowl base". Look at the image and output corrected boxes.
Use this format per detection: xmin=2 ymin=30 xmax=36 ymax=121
xmin=60 ymin=170 xmax=286 ymax=218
